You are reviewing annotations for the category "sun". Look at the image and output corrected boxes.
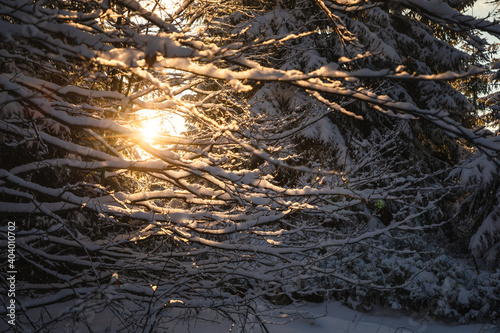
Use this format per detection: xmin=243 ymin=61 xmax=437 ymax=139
xmin=137 ymin=109 xmax=186 ymax=143
xmin=140 ymin=117 xmax=161 ymax=142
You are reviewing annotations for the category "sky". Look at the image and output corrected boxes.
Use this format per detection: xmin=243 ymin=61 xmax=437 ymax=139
xmin=468 ymin=0 xmax=498 ymax=18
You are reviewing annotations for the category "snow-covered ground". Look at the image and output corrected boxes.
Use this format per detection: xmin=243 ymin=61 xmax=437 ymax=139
xmin=270 ymin=301 xmax=497 ymax=333
xmin=162 ymin=300 xmax=498 ymax=333
xmin=11 ymin=296 xmax=498 ymax=333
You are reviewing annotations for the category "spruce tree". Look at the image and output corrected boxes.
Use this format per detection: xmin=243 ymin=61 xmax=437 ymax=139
xmin=0 ymin=0 xmax=499 ymax=330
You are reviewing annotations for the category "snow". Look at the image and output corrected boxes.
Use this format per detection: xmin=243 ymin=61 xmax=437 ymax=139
xmin=264 ymin=301 xmax=495 ymax=333
xmin=400 ymin=0 xmax=500 ymax=37
xmin=2 ymin=1 xmax=500 ymax=332
xmin=18 ymin=298 xmax=496 ymax=333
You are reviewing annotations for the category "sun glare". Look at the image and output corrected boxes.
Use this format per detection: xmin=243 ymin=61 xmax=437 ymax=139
xmin=141 ymin=0 xmax=181 ymax=15
xmin=137 ymin=109 xmax=186 ymax=143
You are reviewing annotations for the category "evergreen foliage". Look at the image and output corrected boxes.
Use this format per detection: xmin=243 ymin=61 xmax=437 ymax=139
xmin=0 ymin=0 xmax=499 ymax=331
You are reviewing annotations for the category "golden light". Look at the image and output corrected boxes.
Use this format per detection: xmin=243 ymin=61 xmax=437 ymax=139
xmin=140 ymin=117 xmax=161 ymax=142
xmin=136 ymin=109 xmax=186 ymax=143
xmin=141 ymin=0 xmax=182 ymax=15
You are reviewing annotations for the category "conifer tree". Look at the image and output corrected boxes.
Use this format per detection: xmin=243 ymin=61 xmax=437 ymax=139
xmin=0 ymin=0 xmax=499 ymax=330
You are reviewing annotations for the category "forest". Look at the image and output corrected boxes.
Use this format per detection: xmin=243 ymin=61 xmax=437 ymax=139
xmin=0 ymin=0 xmax=499 ymax=331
